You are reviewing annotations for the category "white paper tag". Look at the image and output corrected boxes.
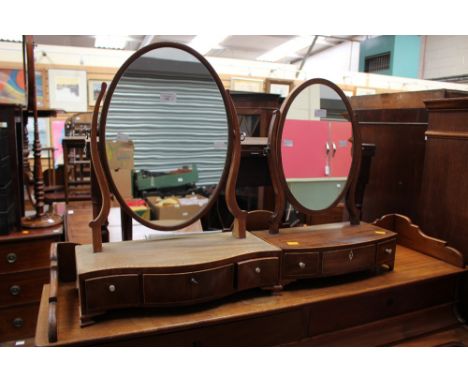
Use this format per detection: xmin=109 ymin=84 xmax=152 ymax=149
xmin=68 ymin=210 xmax=74 ymax=215
xmin=160 ymin=92 xmax=177 ymax=103
xmin=214 ymin=141 xmax=226 ymax=149
xmin=315 ymin=109 xmax=327 ymax=118
xmin=116 ymin=132 xmax=129 ymax=142
xmin=324 ymin=165 xmax=330 ymax=176
xmin=15 ymin=340 xmax=25 ymax=346
xmin=283 ymin=139 xmax=294 ymax=147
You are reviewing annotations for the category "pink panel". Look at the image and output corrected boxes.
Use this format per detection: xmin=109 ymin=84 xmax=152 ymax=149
xmin=281 ymin=119 xmax=329 ymax=178
xmin=330 ymin=121 xmax=352 ymax=177
xmin=51 ymin=120 xmax=65 ymax=165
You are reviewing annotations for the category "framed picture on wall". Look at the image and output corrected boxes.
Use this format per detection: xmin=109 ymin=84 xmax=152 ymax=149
xmin=0 ymin=69 xmax=46 ymax=107
xmin=265 ymin=79 xmax=294 ymax=97
xmin=88 ymin=79 xmax=111 ymax=106
xmin=48 ymin=69 xmax=87 ymax=112
xmin=230 ymin=77 xmax=264 ymax=93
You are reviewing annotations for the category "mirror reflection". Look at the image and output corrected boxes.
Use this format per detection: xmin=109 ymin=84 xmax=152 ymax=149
xmin=281 ymin=83 xmax=352 ymax=211
xmin=105 ymin=47 xmax=229 ymax=227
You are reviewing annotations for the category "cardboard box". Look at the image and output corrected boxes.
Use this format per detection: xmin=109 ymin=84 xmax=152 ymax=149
xmin=106 ymin=140 xmax=134 ymax=170
xmin=111 ymin=168 xmax=133 ymax=200
xmin=146 ymin=195 xmax=208 ymax=221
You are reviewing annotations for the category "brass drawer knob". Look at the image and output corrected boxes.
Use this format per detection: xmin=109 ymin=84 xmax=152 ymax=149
xmin=298 ymin=262 xmax=306 ymax=269
xmin=12 ymin=317 xmax=24 ymax=328
xmin=348 ymin=250 xmax=354 ymax=261
xmin=385 ymin=248 xmax=393 ymax=254
xmin=6 ymin=252 xmax=17 ymax=264
xmin=255 ymin=267 xmax=261 ymax=274
xmin=108 ymin=284 xmax=116 ymax=292
xmin=190 ymin=277 xmax=199 ymax=285
xmin=10 ymin=285 xmax=21 ymax=296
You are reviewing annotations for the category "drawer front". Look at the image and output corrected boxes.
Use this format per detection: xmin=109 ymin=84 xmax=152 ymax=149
xmin=143 ymin=264 xmax=234 ymax=305
xmin=0 ymin=268 xmax=49 ymax=307
xmin=0 ymin=303 xmax=39 ymax=342
xmin=308 ymin=275 xmax=459 ymax=337
xmin=283 ymin=252 xmax=320 ymax=278
xmin=377 ymin=239 xmax=397 ymax=269
xmin=108 ymin=308 xmax=309 ymax=346
xmin=0 ymin=238 xmax=56 ymax=274
xmin=237 ymin=257 xmax=279 ymax=290
xmin=85 ymin=274 xmax=140 ymax=313
xmin=322 ymin=245 xmax=375 ymax=276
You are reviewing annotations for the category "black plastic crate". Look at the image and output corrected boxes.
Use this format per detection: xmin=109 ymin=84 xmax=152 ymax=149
xmin=0 ymin=204 xmax=15 ymax=235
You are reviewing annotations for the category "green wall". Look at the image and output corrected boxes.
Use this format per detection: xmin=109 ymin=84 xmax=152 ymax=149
xmin=359 ymin=35 xmax=421 ymax=78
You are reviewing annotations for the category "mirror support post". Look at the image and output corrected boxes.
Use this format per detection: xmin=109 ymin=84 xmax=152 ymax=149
xmin=89 ymin=83 xmax=110 ymax=253
xmin=225 ymin=91 xmax=247 ymax=239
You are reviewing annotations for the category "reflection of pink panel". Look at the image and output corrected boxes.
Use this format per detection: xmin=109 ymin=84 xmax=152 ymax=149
xmin=330 ymin=121 xmax=352 ymax=177
xmin=281 ymin=119 xmax=329 ymax=178
xmin=51 ymin=120 xmax=65 ymax=165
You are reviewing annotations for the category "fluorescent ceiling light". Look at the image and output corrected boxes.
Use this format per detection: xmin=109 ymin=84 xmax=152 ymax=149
xmin=189 ymin=35 xmax=228 ymax=55
xmin=258 ymin=35 xmax=316 ymax=62
xmin=94 ymin=35 xmax=130 ymax=49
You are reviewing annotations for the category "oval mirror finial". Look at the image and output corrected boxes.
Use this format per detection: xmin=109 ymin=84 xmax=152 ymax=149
xmin=100 ymin=43 xmax=233 ymax=231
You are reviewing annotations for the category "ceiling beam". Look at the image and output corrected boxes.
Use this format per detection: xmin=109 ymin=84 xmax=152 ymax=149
xmin=295 ymin=35 xmax=318 ymax=78
xmin=138 ymin=35 xmax=155 ymax=49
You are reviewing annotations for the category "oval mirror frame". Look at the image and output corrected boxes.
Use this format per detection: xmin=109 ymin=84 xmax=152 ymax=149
xmin=274 ymin=78 xmax=361 ymax=219
xmin=99 ymin=42 xmax=236 ymax=231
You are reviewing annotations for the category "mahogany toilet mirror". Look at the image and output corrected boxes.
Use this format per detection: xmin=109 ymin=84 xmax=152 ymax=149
xmin=90 ymin=42 xmax=247 ymax=252
xmin=269 ymin=78 xmax=361 ymax=233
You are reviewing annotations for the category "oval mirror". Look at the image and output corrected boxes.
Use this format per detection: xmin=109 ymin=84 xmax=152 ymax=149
xmin=100 ymin=43 xmax=232 ymax=231
xmin=278 ymin=79 xmax=358 ymax=213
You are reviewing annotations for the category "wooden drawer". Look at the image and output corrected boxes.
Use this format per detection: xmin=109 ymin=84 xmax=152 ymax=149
xmin=283 ymin=251 xmax=320 ymax=278
xmin=0 ymin=268 xmax=49 ymax=307
xmin=0 ymin=238 xmax=55 ymax=274
xmin=377 ymin=239 xmax=397 ymax=270
xmin=143 ymin=265 xmax=234 ymax=305
xmin=0 ymin=303 xmax=39 ymax=342
xmin=237 ymin=257 xmax=279 ymax=290
xmin=84 ymin=274 xmax=140 ymax=313
xmin=322 ymin=245 xmax=375 ymax=276
xmin=308 ymin=275 xmax=459 ymax=336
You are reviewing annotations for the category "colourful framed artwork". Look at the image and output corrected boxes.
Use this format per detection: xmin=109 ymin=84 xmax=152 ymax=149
xmin=26 ymin=117 xmax=51 ymax=157
xmin=88 ymin=79 xmax=111 ymax=106
xmin=266 ymin=79 xmax=294 ymax=97
xmin=0 ymin=69 xmax=45 ymax=107
xmin=48 ymin=69 xmax=87 ymax=112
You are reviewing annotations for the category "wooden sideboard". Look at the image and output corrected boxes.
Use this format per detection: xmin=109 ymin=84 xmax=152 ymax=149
xmin=36 ymin=214 xmax=468 ymax=346
xmin=0 ymin=226 xmax=63 ymax=342
xmin=350 ymin=89 xmax=468 ymax=223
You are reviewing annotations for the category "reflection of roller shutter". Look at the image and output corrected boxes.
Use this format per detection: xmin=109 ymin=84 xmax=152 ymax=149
xmin=107 ymin=75 xmax=228 ymax=186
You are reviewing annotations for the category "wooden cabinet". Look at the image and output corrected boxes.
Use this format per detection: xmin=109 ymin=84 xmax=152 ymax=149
xmin=0 ymin=227 xmax=63 ymax=342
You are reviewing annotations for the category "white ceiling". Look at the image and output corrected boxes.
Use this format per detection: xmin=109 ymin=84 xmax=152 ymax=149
xmin=31 ymin=35 xmax=367 ymax=64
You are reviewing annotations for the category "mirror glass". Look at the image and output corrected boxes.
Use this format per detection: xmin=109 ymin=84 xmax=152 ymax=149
xmin=105 ymin=47 xmax=229 ymax=228
xmin=281 ymin=83 xmax=353 ymax=211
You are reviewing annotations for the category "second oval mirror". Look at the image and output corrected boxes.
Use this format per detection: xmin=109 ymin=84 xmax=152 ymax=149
xmin=102 ymin=44 xmax=231 ymax=230
xmin=279 ymin=79 xmax=355 ymax=212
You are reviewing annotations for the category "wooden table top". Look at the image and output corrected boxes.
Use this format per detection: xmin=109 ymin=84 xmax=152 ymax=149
xmin=35 ymin=244 xmax=467 ymax=346
xmin=76 ymin=231 xmax=280 ymax=273
xmin=253 ymin=222 xmax=397 ymax=250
